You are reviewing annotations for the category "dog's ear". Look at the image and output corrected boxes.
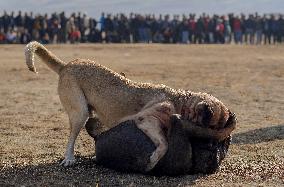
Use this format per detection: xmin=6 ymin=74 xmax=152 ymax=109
xmin=201 ymin=103 xmax=213 ymax=127
xmin=196 ymin=101 xmax=213 ymax=127
xmin=225 ymin=111 xmax=237 ymax=128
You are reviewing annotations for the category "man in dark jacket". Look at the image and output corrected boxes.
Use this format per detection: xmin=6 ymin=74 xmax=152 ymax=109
xmin=263 ymin=15 xmax=272 ymax=44
xmin=270 ymin=15 xmax=279 ymax=44
xmin=277 ymin=15 xmax=284 ymax=43
xmin=15 ymin=11 xmax=24 ymax=32
xmin=195 ymin=16 xmax=205 ymax=44
xmin=244 ymin=15 xmax=256 ymax=44
xmin=255 ymin=15 xmax=263 ymax=44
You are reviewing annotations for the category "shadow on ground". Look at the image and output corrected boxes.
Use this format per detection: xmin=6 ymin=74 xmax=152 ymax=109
xmin=232 ymin=124 xmax=284 ymax=144
xmin=0 ymin=156 xmax=201 ymax=186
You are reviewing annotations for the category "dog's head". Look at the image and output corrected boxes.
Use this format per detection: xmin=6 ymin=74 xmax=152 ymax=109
xmin=183 ymin=92 xmax=230 ymax=130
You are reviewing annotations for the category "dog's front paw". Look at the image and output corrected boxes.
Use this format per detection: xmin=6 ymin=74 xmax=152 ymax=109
xmin=60 ymin=157 xmax=76 ymax=167
xmin=145 ymin=162 xmax=155 ymax=172
xmin=145 ymin=152 xmax=159 ymax=172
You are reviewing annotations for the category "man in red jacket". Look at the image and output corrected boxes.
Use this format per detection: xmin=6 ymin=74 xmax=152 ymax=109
xmin=188 ymin=14 xmax=196 ymax=43
xmin=233 ymin=15 xmax=243 ymax=44
xmin=216 ymin=18 xmax=225 ymax=43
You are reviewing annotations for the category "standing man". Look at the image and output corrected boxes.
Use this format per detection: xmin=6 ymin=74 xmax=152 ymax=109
xmin=255 ymin=15 xmax=263 ymax=44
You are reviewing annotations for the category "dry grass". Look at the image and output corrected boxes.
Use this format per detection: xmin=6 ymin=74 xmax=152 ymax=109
xmin=0 ymin=44 xmax=283 ymax=186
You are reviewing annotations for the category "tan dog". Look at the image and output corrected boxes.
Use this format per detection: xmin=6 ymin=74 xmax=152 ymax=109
xmin=25 ymin=41 xmax=233 ymax=169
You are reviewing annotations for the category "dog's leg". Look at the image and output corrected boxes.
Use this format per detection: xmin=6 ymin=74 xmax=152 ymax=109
xmin=58 ymin=80 xmax=89 ymax=166
xmin=62 ymin=109 xmax=89 ymax=166
xmin=136 ymin=117 xmax=168 ymax=172
xmin=134 ymin=101 xmax=175 ymax=171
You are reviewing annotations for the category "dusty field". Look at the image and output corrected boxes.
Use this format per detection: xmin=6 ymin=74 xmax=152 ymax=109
xmin=0 ymin=44 xmax=283 ymax=186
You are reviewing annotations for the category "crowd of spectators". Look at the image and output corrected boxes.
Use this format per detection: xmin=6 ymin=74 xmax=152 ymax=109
xmin=1 ymin=11 xmax=284 ymax=44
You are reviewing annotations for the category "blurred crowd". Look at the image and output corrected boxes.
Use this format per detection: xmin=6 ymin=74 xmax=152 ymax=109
xmin=1 ymin=11 xmax=284 ymax=44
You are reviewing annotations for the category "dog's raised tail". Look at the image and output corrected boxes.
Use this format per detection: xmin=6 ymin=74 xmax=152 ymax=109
xmin=25 ymin=41 xmax=65 ymax=74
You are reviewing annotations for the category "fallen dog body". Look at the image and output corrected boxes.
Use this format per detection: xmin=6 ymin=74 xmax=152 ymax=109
xmin=86 ymin=113 xmax=236 ymax=175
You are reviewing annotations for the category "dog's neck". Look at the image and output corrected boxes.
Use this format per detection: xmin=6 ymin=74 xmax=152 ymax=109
xmin=169 ymin=90 xmax=193 ymax=114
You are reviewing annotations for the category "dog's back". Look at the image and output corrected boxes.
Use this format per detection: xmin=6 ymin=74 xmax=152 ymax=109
xmin=59 ymin=58 xmax=181 ymax=127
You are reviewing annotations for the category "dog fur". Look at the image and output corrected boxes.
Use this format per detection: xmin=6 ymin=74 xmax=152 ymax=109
xmin=25 ymin=41 xmax=233 ymax=168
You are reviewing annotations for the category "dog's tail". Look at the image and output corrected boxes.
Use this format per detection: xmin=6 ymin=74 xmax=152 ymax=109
xmin=25 ymin=41 xmax=65 ymax=74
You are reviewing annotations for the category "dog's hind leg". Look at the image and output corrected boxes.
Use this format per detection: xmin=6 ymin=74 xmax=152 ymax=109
xmin=58 ymin=79 xmax=89 ymax=167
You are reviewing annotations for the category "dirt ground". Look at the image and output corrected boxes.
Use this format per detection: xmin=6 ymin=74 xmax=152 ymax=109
xmin=0 ymin=44 xmax=283 ymax=186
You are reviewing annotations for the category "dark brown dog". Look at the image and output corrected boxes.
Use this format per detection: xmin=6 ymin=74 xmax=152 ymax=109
xmin=86 ymin=113 xmax=236 ymax=175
